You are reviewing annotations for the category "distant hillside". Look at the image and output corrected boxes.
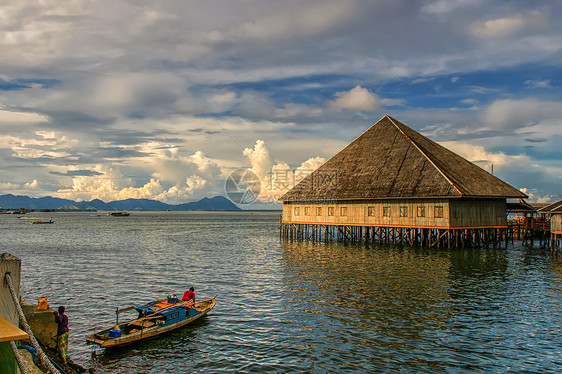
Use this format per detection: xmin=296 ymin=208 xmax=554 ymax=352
xmin=0 ymin=194 xmax=241 ymax=211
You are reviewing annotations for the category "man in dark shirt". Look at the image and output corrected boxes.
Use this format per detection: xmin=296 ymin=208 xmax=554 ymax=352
xmin=54 ymin=306 xmax=69 ymax=364
xmin=182 ymin=287 xmax=195 ymax=302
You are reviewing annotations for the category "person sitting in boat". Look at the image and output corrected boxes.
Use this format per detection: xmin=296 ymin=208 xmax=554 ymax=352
xmin=182 ymin=287 xmax=195 ymax=303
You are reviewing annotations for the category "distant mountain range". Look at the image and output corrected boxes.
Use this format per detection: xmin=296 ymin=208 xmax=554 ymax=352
xmin=0 ymin=194 xmax=241 ymax=211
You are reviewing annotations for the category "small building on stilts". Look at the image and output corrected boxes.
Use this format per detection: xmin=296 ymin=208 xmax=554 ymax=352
xmin=537 ymin=200 xmax=562 ymax=252
xmin=279 ymin=115 xmax=527 ymax=248
xmin=507 ymin=199 xmax=538 ymax=244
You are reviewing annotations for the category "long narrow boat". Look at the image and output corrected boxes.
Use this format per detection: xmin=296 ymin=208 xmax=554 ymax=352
xmin=32 ymin=219 xmax=54 ymax=224
xmin=107 ymin=212 xmax=130 ymax=217
xmin=86 ymin=296 xmax=216 ymax=348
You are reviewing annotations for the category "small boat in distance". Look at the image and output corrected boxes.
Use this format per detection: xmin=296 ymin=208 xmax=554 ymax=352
xmin=86 ymin=296 xmax=216 ymax=348
xmin=32 ymin=219 xmax=54 ymax=224
xmin=107 ymin=212 xmax=130 ymax=217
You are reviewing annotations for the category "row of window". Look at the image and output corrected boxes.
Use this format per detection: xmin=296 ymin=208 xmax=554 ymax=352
xmin=293 ymin=206 xmax=444 ymax=218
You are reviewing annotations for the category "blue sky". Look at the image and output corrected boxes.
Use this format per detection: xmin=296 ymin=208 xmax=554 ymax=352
xmin=1 ymin=0 xmax=561 ymax=205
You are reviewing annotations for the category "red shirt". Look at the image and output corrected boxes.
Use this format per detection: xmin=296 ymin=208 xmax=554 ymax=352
xmin=182 ymin=290 xmax=195 ymax=301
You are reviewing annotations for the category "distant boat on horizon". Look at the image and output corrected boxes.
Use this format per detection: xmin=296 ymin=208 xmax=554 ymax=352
xmin=32 ymin=219 xmax=53 ymax=224
xmin=107 ymin=212 xmax=130 ymax=217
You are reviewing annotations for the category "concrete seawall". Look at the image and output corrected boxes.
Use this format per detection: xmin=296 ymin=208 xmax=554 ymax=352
xmin=2 ymin=253 xmax=90 ymax=373
xmin=21 ymin=300 xmax=58 ymax=350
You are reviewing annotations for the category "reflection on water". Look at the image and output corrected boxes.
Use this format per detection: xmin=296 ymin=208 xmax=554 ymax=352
xmin=281 ymin=242 xmax=454 ymax=371
xmin=281 ymin=242 xmax=562 ymax=372
xmin=2 ymin=212 xmax=562 ymax=373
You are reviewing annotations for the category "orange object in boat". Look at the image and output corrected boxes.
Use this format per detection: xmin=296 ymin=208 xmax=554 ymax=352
xmin=37 ymin=298 xmax=49 ymax=310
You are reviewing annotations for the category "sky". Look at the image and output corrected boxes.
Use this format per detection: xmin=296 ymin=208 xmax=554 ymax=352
xmin=1 ymin=0 xmax=561 ymax=207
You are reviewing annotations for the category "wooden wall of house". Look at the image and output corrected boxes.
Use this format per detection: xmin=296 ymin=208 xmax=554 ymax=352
xmin=282 ymin=199 xmax=451 ymax=228
xmin=551 ymin=214 xmax=562 ymax=234
xmin=448 ymin=199 xmax=507 ymax=227
xmin=282 ymin=198 xmax=508 ymax=228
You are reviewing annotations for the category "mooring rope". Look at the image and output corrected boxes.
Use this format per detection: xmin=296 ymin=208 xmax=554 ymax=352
xmin=9 ymin=340 xmax=28 ymax=374
xmin=4 ymin=272 xmax=60 ymax=374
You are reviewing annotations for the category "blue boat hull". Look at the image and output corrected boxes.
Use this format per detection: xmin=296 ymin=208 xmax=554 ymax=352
xmin=86 ymin=297 xmax=216 ymax=348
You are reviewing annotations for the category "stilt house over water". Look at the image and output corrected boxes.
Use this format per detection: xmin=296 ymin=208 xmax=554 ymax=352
xmin=537 ymin=200 xmax=562 ymax=250
xmin=280 ymin=115 xmax=527 ymax=247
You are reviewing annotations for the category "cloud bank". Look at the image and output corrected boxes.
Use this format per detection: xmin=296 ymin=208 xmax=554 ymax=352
xmin=0 ymin=0 xmax=561 ymax=204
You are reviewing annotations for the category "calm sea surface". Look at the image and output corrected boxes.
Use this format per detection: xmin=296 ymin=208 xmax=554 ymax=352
xmin=2 ymin=211 xmax=562 ymax=373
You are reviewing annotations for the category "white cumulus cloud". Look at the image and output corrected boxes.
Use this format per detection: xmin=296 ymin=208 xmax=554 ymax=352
xmin=0 ymin=108 xmax=48 ymax=124
xmin=471 ymin=10 xmax=546 ymax=38
xmin=243 ymin=140 xmax=273 ymax=180
xmin=483 ymin=98 xmax=562 ymax=132
xmin=328 ymin=85 xmax=383 ymax=111
xmin=241 ymin=139 xmax=325 ymax=203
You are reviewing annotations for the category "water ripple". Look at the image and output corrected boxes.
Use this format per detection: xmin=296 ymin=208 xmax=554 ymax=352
xmin=2 ymin=212 xmax=562 ymax=372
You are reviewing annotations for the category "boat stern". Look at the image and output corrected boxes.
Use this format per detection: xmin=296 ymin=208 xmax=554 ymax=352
xmin=86 ymin=333 xmax=107 ymax=347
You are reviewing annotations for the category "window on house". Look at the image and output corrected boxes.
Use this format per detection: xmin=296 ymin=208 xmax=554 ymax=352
xmin=294 ymin=207 xmax=300 ymax=216
xmin=383 ymin=206 xmax=390 ymax=217
xmin=328 ymin=207 xmax=335 ymax=216
xmin=417 ymin=206 xmax=425 ymax=217
xmin=340 ymin=207 xmax=347 ymax=216
xmin=434 ymin=206 xmax=444 ymax=218
xmin=367 ymin=206 xmax=375 ymax=216
xmin=400 ymin=206 xmax=408 ymax=217
xmin=304 ymin=207 xmax=310 ymax=216
xmin=316 ymin=207 xmax=322 ymax=216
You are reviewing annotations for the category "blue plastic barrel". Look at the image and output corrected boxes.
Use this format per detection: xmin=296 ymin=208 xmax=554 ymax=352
xmin=109 ymin=329 xmax=121 ymax=338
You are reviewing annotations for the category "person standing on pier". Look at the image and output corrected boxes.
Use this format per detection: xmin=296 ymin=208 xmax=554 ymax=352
xmin=54 ymin=306 xmax=70 ymax=364
xmin=182 ymin=287 xmax=195 ymax=303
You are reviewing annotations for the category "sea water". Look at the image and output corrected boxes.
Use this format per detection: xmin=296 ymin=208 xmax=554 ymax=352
xmin=2 ymin=211 xmax=562 ymax=373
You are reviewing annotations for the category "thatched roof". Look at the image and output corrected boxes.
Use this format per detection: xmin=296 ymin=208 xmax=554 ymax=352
xmin=281 ymin=115 xmax=527 ymax=201
xmin=507 ymin=199 xmax=536 ymax=213
xmin=537 ymin=200 xmax=562 ymax=213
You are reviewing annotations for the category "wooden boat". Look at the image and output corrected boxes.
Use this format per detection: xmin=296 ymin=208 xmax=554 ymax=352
xmin=32 ymin=219 xmax=53 ymax=224
xmin=86 ymin=296 xmax=216 ymax=348
xmin=107 ymin=212 xmax=130 ymax=217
